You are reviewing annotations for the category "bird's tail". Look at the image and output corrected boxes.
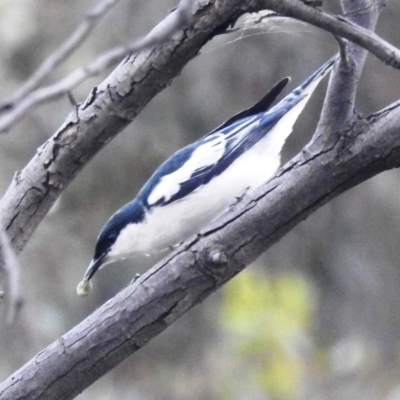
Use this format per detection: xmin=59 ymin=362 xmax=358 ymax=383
xmin=258 ymin=54 xmax=337 ymax=154
xmin=268 ymin=54 xmax=337 ymax=118
xmin=288 ymin=54 xmax=337 ymax=102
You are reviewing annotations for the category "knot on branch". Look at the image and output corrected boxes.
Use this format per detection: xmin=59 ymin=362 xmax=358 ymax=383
xmin=207 ymin=246 xmax=228 ymax=265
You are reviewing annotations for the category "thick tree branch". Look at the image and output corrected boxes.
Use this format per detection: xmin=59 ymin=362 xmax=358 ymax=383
xmin=1 ymin=0 xmax=399 ymax=398
xmin=1 ymin=98 xmax=400 ymax=400
xmin=0 ymin=0 xmax=398 ymax=273
xmin=0 ymin=0 xmax=245 ymax=262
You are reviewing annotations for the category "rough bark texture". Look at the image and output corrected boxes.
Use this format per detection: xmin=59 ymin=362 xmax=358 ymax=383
xmin=1 ymin=103 xmax=400 ymax=399
xmin=1 ymin=0 xmax=400 ymax=399
xmin=0 ymin=0 xmax=244 ymax=257
xmin=0 ymin=1 xmax=398 ymax=267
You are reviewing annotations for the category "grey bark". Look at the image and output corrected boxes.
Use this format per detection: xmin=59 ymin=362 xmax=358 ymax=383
xmin=0 ymin=0 xmax=397 ymax=272
xmin=1 ymin=98 xmax=400 ymax=400
xmin=0 ymin=0 xmax=399 ymax=399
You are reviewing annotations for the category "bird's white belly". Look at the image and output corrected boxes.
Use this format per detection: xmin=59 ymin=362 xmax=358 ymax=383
xmin=110 ymin=133 xmax=281 ymax=259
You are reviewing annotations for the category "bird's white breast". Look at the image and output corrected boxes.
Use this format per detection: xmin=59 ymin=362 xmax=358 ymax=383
xmin=109 ymin=99 xmax=306 ymax=260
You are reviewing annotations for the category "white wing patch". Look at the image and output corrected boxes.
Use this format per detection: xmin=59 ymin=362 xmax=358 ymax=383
xmin=147 ymin=134 xmax=226 ymax=206
xmin=223 ymin=116 xmax=260 ymax=151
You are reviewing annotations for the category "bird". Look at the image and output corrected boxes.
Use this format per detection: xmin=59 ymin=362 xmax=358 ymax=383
xmin=77 ymin=55 xmax=336 ymax=296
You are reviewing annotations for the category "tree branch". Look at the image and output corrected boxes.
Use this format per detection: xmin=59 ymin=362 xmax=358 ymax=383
xmin=1 ymin=0 xmax=399 ymax=398
xmin=0 ymin=0 xmax=244 ymax=264
xmin=313 ymin=0 xmax=383 ymax=144
xmin=0 ymin=0 xmax=398 ymax=134
xmin=0 ymin=0 xmax=197 ymax=134
xmin=1 ymin=96 xmax=400 ymax=400
xmin=252 ymin=0 xmax=399 ymax=68
xmin=0 ymin=0 xmax=398 ymax=269
xmin=0 ymin=0 xmax=121 ymax=114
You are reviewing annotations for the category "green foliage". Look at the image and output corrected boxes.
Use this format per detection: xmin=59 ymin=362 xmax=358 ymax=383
xmin=219 ymin=270 xmax=315 ymax=399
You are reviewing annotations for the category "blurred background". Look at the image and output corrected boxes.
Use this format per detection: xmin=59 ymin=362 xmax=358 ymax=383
xmin=0 ymin=0 xmax=400 ymax=399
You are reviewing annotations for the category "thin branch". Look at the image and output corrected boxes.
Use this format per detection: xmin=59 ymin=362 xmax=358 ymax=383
xmin=0 ymin=45 xmax=142 ymax=133
xmin=313 ymin=0 xmax=382 ymax=145
xmin=0 ymin=0 xmax=121 ymax=113
xmin=1 ymin=0 xmax=400 ymax=133
xmin=252 ymin=0 xmax=400 ymax=68
xmin=0 ymin=0 xmax=197 ymax=134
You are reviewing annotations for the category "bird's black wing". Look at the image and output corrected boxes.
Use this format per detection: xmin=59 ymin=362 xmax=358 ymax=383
xmin=207 ymin=77 xmax=290 ymax=135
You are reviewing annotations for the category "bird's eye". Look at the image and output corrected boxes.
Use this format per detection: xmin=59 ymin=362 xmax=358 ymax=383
xmin=94 ymin=229 xmax=119 ymax=260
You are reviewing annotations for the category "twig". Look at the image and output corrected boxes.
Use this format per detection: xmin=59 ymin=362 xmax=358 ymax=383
xmin=0 ymin=0 xmax=120 ymax=113
xmin=0 ymin=0 xmax=195 ymax=133
xmin=1 ymin=0 xmax=400 ymax=133
xmin=253 ymin=0 xmax=400 ymax=68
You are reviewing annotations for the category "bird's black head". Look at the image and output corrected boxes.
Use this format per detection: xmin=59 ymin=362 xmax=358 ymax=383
xmin=84 ymin=199 xmax=146 ymax=281
xmin=93 ymin=224 xmax=119 ymax=263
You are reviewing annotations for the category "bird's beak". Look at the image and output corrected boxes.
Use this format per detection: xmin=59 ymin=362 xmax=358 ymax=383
xmin=84 ymin=254 xmax=106 ymax=281
xmin=76 ymin=254 xmax=107 ymax=297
